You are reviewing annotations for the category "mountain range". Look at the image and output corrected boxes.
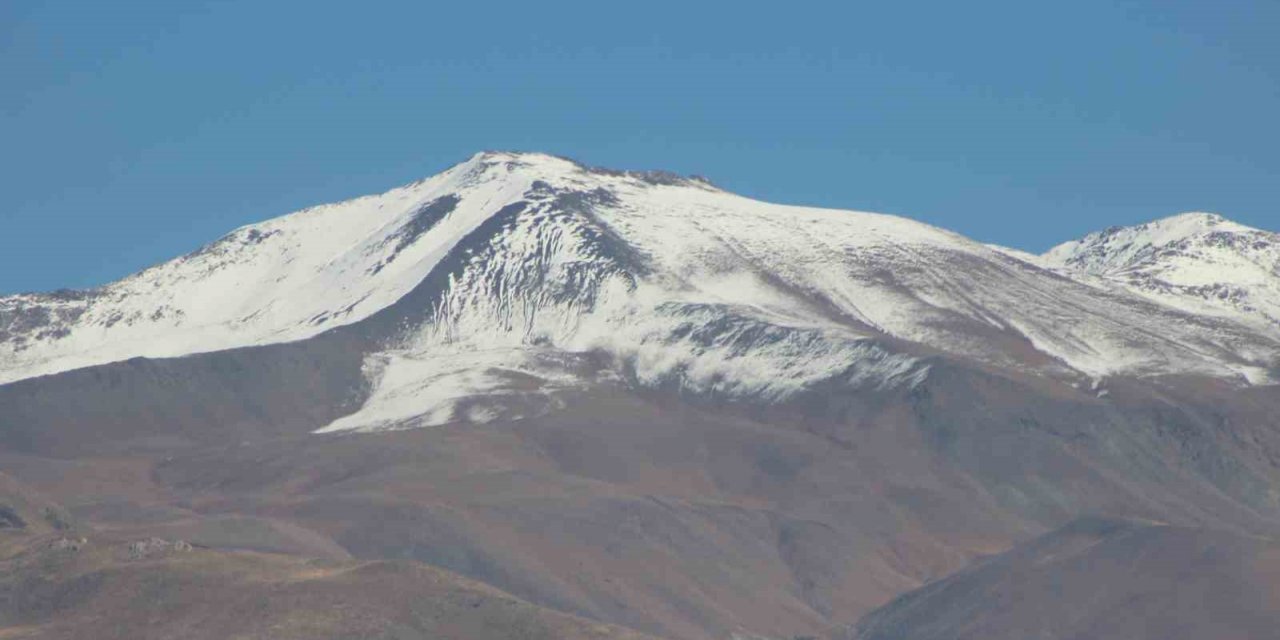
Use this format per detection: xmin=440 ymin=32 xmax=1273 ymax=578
xmin=2 ymin=152 xmax=1278 ymax=639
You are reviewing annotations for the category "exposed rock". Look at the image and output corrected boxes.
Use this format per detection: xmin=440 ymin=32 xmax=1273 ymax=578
xmin=0 ymin=504 xmax=26 ymax=529
xmin=127 ymin=537 xmax=193 ymax=559
xmin=48 ymin=536 xmax=88 ymax=552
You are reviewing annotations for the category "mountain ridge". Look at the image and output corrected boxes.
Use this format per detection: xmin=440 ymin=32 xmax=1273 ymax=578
xmin=1039 ymin=210 xmax=1280 ymax=328
xmin=2 ymin=153 xmax=1278 ymax=430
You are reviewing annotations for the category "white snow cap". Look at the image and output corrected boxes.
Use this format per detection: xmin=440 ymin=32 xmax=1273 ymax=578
xmin=3 ymin=153 xmax=1278 ymax=434
xmin=1042 ymin=211 xmax=1280 ymax=328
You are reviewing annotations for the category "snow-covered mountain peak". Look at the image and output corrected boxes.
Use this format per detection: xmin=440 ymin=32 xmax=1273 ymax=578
xmin=3 ymin=154 xmax=1280 ymax=433
xmin=1042 ymin=212 xmax=1280 ymax=326
xmin=0 ymin=152 xmax=727 ymax=386
xmin=1043 ymin=211 xmax=1255 ymax=270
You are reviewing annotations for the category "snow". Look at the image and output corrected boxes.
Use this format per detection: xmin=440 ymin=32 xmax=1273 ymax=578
xmin=315 ymin=347 xmax=583 ymax=433
xmin=3 ymin=152 xmax=1279 ymax=434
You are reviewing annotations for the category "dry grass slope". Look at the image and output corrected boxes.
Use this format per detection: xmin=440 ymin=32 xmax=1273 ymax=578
xmin=0 ymin=473 xmax=664 ymax=640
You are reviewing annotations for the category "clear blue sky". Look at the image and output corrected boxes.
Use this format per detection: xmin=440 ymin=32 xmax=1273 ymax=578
xmin=3 ymin=1 xmax=1277 ymax=294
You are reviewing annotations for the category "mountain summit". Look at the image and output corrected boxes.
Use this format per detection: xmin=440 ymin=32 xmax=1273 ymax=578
xmin=3 ymin=152 xmax=1278 ymax=431
xmin=1042 ymin=211 xmax=1280 ymax=327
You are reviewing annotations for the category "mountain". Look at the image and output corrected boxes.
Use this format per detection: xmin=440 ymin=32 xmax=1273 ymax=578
xmin=847 ymin=516 xmax=1280 ymax=640
xmin=3 ymin=153 xmax=1278 ymax=421
xmin=1 ymin=152 xmax=1279 ymax=640
xmin=1042 ymin=212 xmax=1280 ymax=328
xmin=0 ymin=472 xmax=663 ymax=640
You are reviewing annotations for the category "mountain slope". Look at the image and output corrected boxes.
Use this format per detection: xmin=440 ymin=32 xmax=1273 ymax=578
xmin=847 ymin=517 xmax=1280 ymax=640
xmin=6 ymin=350 xmax=1280 ymax=640
xmin=0 ymin=509 xmax=665 ymax=640
xmin=0 ymin=156 xmax=535 ymax=384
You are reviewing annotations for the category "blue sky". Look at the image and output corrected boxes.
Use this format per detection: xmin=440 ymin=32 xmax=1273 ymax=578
xmin=2 ymin=0 xmax=1277 ymax=294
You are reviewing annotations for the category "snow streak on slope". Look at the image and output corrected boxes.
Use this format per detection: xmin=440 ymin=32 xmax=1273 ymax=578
xmin=1042 ymin=212 xmax=1280 ymax=328
xmin=563 ymin=171 xmax=1275 ymax=383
